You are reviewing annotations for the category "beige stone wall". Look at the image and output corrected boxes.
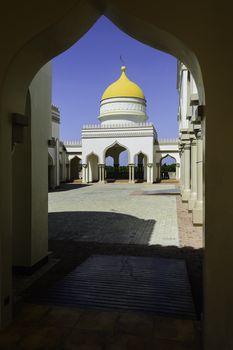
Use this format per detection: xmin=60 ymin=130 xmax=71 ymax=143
xmin=12 ymin=63 xmax=51 ymax=267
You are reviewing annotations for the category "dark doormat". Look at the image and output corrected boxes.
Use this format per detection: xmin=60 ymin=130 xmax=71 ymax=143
xmin=27 ymin=255 xmax=196 ymax=319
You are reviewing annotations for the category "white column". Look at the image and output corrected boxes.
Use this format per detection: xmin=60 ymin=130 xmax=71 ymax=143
xmin=102 ymin=165 xmax=105 ymax=183
xmin=147 ymin=164 xmax=153 ymax=183
xmin=131 ymin=164 xmax=135 ymax=183
xmin=192 ymin=130 xmax=203 ymax=225
xmin=98 ymin=164 xmax=102 ymax=182
xmin=179 ymin=145 xmax=184 ymax=191
xmin=128 ymin=164 xmax=132 ymax=183
xmin=82 ymin=164 xmax=87 ymax=183
xmin=176 ymin=163 xmax=180 ymax=180
xmin=182 ymin=141 xmax=191 ymax=201
xmin=188 ymin=137 xmax=197 ymax=211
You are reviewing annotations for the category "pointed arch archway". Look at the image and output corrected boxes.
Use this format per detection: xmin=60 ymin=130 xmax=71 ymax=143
xmin=86 ymin=152 xmax=99 ymax=183
xmin=0 ymin=2 xmax=215 ymax=341
xmin=160 ymin=154 xmax=177 ymax=180
xmin=104 ymin=141 xmax=129 ymax=182
xmin=134 ymin=151 xmax=149 ymax=182
xmin=70 ymin=155 xmax=82 ymax=181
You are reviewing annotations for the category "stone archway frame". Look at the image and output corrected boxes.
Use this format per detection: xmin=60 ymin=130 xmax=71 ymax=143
xmin=0 ymin=0 xmax=207 ymax=333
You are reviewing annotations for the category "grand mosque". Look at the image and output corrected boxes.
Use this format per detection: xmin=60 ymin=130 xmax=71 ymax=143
xmin=48 ymin=63 xmax=202 ymax=226
xmin=49 ymin=66 xmax=180 ymax=187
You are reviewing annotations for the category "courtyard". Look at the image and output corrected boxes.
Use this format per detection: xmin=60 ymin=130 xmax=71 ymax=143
xmin=1 ymin=182 xmax=203 ymax=349
xmin=48 ymin=182 xmax=202 ymax=249
xmin=49 ymin=182 xmax=180 ymax=246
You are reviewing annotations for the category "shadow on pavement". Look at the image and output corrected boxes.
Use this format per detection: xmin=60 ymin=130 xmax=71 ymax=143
xmin=49 ymin=183 xmax=90 ymax=192
xmin=48 ymin=211 xmax=156 ymax=245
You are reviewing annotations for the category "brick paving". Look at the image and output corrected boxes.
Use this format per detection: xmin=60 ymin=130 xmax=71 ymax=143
xmin=48 ymin=183 xmax=179 ymax=246
xmin=176 ymin=195 xmax=203 ymax=249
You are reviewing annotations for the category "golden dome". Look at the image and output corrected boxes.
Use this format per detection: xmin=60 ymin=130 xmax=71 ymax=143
xmin=101 ymin=66 xmax=145 ymax=101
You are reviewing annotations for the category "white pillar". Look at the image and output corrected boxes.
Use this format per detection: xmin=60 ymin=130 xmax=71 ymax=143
xmin=98 ymin=164 xmax=102 ymax=182
xmin=188 ymin=137 xmax=197 ymax=211
xmin=131 ymin=164 xmax=135 ymax=183
xmin=176 ymin=163 xmax=180 ymax=180
xmin=180 ymin=147 xmax=184 ymax=190
xmin=193 ymin=130 xmax=203 ymax=224
xmin=147 ymin=164 xmax=153 ymax=183
xmin=102 ymin=165 xmax=105 ymax=183
xmin=82 ymin=164 xmax=87 ymax=183
xmin=128 ymin=164 xmax=132 ymax=183
xmin=182 ymin=141 xmax=191 ymax=201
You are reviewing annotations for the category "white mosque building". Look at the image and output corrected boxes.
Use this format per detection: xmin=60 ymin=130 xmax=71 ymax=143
xmin=47 ymin=63 xmax=203 ymax=226
xmin=64 ymin=66 xmax=180 ymax=184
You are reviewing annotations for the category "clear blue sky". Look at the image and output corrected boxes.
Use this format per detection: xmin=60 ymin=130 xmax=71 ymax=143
xmin=52 ymin=16 xmax=179 ymax=141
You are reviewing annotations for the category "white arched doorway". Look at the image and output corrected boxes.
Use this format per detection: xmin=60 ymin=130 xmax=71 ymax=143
xmin=134 ymin=152 xmax=148 ymax=182
xmin=160 ymin=154 xmax=177 ymax=181
xmin=70 ymin=156 xmax=82 ymax=181
xmin=104 ymin=142 xmax=129 ymax=182
xmin=86 ymin=153 xmax=99 ymax=183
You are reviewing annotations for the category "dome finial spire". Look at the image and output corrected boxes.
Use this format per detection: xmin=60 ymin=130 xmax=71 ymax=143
xmin=120 ymin=55 xmax=126 ymax=72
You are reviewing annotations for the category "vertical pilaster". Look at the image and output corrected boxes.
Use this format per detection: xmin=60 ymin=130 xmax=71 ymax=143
xmin=180 ymin=146 xmax=184 ymax=191
xmin=188 ymin=136 xmax=197 ymax=211
xmin=182 ymin=141 xmax=191 ymax=201
xmin=192 ymin=130 xmax=203 ymax=224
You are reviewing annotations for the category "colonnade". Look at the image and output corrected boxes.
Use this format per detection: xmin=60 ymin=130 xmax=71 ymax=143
xmin=82 ymin=161 xmax=154 ymax=183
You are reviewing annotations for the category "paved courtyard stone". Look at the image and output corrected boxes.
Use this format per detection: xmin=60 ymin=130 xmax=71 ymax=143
xmin=49 ymin=183 xmax=179 ymax=246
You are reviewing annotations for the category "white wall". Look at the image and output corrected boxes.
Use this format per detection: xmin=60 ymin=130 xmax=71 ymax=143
xmin=82 ymin=135 xmax=154 ymax=164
